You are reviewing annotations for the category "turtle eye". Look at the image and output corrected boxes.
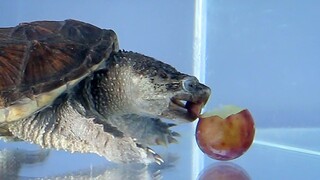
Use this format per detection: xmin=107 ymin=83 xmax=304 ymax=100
xmin=182 ymin=77 xmax=199 ymax=92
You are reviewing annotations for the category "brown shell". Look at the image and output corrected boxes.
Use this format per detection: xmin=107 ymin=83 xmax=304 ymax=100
xmin=0 ymin=19 xmax=119 ymax=108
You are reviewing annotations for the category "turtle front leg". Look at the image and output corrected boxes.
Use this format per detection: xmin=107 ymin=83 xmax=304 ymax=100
xmin=8 ymin=99 xmax=162 ymax=164
xmin=103 ymin=115 xmax=180 ymax=147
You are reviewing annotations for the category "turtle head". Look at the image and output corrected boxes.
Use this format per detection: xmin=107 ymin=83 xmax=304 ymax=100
xmin=93 ymin=51 xmax=211 ymax=122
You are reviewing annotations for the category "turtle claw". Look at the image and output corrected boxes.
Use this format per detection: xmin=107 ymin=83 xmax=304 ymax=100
xmin=120 ymin=117 xmax=180 ymax=147
xmin=155 ymin=138 xmax=167 ymax=146
xmin=154 ymin=130 xmax=179 ymax=146
xmin=136 ymin=143 xmax=164 ymax=165
xmin=153 ymin=130 xmax=180 ymax=146
xmin=171 ymin=131 xmax=181 ymax=137
xmin=167 ymin=136 xmax=178 ymax=144
xmin=154 ymin=154 xmax=164 ymax=165
xmin=167 ymin=123 xmax=177 ymax=127
xmin=150 ymin=121 xmax=180 ymax=146
xmin=144 ymin=146 xmax=164 ymax=165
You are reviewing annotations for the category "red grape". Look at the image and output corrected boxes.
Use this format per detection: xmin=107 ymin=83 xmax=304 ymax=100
xmin=196 ymin=105 xmax=255 ymax=160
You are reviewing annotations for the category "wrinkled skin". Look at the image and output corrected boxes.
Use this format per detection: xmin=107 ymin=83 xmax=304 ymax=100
xmin=86 ymin=51 xmax=211 ymax=145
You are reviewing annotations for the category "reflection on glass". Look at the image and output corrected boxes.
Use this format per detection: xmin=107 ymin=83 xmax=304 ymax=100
xmin=0 ymin=146 xmax=179 ymax=179
xmin=198 ymin=162 xmax=251 ymax=180
xmin=48 ymin=155 xmax=177 ymax=180
xmin=0 ymin=148 xmax=49 ymax=179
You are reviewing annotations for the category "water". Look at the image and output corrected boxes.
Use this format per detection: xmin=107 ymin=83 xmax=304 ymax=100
xmin=1 ymin=0 xmax=320 ymax=179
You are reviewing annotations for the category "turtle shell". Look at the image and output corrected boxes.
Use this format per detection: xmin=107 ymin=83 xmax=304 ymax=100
xmin=0 ymin=19 xmax=119 ymax=122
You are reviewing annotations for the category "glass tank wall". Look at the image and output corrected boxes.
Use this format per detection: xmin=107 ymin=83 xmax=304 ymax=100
xmin=201 ymin=1 xmax=320 ymax=179
xmin=1 ymin=0 xmax=320 ymax=179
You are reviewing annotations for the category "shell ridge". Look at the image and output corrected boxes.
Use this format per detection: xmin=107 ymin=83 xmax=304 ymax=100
xmin=20 ymin=40 xmax=32 ymax=90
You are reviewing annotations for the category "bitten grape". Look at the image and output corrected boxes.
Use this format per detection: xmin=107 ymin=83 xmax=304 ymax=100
xmin=196 ymin=105 xmax=255 ymax=160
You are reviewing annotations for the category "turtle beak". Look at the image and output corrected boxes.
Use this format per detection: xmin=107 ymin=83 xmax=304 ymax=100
xmin=166 ymin=77 xmax=211 ymax=122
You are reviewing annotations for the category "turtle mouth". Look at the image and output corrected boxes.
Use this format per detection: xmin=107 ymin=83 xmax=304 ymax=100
xmin=160 ymin=81 xmax=211 ymax=122
xmin=169 ymin=88 xmax=210 ymax=122
xmin=170 ymin=98 xmax=205 ymax=121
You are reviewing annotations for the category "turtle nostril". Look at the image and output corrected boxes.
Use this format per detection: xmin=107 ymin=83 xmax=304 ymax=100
xmin=182 ymin=77 xmax=199 ymax=92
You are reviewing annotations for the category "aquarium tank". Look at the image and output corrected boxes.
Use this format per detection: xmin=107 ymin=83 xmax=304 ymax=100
xmin=0 ymin=0 xmax=319 ymax=179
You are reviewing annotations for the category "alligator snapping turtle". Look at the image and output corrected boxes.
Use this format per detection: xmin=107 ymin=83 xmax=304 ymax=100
xmin=0 ymin=19 xmax=211 ymax=164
